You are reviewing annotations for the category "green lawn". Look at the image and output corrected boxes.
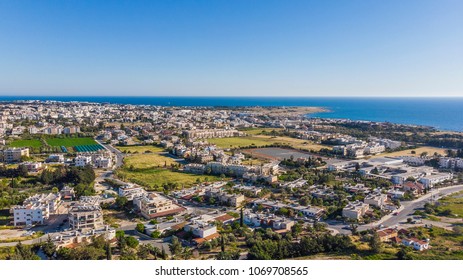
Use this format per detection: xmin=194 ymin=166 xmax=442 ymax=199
xmin=435 ymin=191 xmax=463 ymax=217
xmin=117 ymin=148 xmax=225 ymax=189
xmin=9 ymin=139 xmax=42 ymax=148
xmin=45 ymin=137 xmax=97 ymax=147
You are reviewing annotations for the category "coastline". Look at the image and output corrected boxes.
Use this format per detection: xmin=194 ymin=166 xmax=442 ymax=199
xmin=243 ymin=106 xmax=329 ymax=117
xmin=0 ymin=96 xmax=462 ymax=132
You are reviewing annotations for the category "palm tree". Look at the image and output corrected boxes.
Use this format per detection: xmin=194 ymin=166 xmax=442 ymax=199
xmin=181 ymin=247 xmax=193 ymax=260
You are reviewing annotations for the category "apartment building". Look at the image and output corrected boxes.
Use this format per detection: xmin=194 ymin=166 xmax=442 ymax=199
xmin=183 ymin=129 xmax=241 ymax=139
xmin=206 ymin=161 xmax=250 ymax=177
xmin=204 ymin=188 xmax=245 ymax=207
xmin=1 ymin=147 xmax=29 ymax=162
xmin=12 ymin=205 xmax=47 ymax=226
xmin=133 ymin=193 xmax=184 ymax=219
xmin=364 ymin=192 xmax=387 ymax=208
xmin=75 ymin=155 xmax=92 ymax=167
xmin=184 ymin=163 xmax=206 ymax=174
xmin=118 ymin=184 xmax=146 ymax=201
xmin=364 ymin=143 xmax=386 ymax=155
xmin=68 ymin=204 xmax=104 ymax=230
xmin=12 ymin=193 xmax=61 ymax=226
xmin=63 ymin=126 xmax=80 ymax=134
xmin=94 ymin=156 xmax=112 ymax=168
xmin=342 ymin=201 xmax=369 ymax=220
xmin=439 ymin=157 xmax=463 ymax=170
xmin=419 ymin=173 xmax=453 ymax=188
xmin=399 ymin=156 xmax=426 ymax=166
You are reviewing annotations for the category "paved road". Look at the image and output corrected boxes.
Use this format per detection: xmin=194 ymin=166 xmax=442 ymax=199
xmin=96 ymin=139 xmax=124 ymax=168
xmin=327 ymin=184 xmax=463 ymax=234
xmin=0 ymin=232 xmax=61 ymax=247
xmin=364 ymin=184 xmax=463 ymax=229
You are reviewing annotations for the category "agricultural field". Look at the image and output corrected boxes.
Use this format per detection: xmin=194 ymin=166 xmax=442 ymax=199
xmin=9 ymin=139 xmax=42 ymax=148
xmin=116 ymin=145 xmax=165 ymax=154
xmin=45 ymin=137 xmax=97 ymax=147
xmin=207 ymin=135 xmax=329 ymax=151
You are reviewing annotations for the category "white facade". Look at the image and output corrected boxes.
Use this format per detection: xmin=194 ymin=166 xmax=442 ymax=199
xmin=184 ymin=222 xmax=217 ymax=238
xmin=75 ymin=155 xmax=92 ymax=167
xmin=2 ymin=147 xmax=29 ymax=162
xmin=342 ymin=201 xmax=369 ymax=220
xmin=118 ymin=184 xmax=146 ymax=201
xmin=13 ymin=206 xmax=46 ymax=226
xmin=419 ymin=173 xmax=453 ymax=188
xmin=94 ymin=156 xmax=112 ymax=168
xmin=12 ymin=193 xmax=60 ymax=226
xmin=364 ymin=192 xmax=387 ymax=208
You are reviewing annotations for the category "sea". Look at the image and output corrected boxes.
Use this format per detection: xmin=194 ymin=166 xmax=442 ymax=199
xmin=0 ymin=96 xmax=462 ymax=132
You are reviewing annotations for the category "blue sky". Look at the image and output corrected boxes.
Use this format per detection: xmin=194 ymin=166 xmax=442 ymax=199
xmin=0 ymin=0 xmax=462 ymax=97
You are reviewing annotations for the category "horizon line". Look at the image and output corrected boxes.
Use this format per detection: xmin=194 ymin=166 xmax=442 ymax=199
xmin=1 ymin=94 xmax=463 ymax=99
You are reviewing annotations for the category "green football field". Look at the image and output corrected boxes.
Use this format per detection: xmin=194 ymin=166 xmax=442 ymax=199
xmin=9 ymin=139 xmax=42 ymax=148
xmin=45 ymin=137 xmax=97 ymax=147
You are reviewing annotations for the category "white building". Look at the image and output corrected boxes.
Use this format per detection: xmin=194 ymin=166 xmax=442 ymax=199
xmin=94 ymin=156 xmax=112 ymax=168
xmin=298 ymin=206 xmax=325 ymax=220
xmin=75 ymin=155 xmax=92 ymax=167
xmin=133 ymin=193 xmax=184 ymax=219
xmin=69 ymin=204 xmax=104 ymax=230
xmin=184 ymin=220 xmax=217 ymax=238
xmin=20 ymin=162 xmax=43 ymax=172
xmin=364 ymin=192 xmax=387 ymax=208
xmin=12 ymin=193 xmax=61 ymax=226
xmin=118 ymin=184 xmax=146 ymax=201
xmin=419 ymin=173 xmax=453 ymax=188
xmin=402 ymin=238 xmax=429 ymax=251
xmin=342 ymin=201 xmax=369 ymax=220
xmin=364 ymin=144 xmax=386 ymax=155
xmin=439 ymin=157 xmax=463 ymax=170
xmin=47 ymin=154 xmax=65 ymax=163
xmin=400 ymin=156 xmax=426 ymax=166
xmin=1 ymin=147 xmax=29 ymax=162
xmin=12 ymin=206 xmax=46 ymax=226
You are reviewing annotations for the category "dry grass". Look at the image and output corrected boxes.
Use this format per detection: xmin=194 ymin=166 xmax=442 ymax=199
xmin=207 ymin=135 xmax=329 ymax=151
xmin=116 ymin=145 xmax=165 ymax=154
xmin=372 ymin=146 xmax=447 ymax=158
xmin=123 ymin=153 xmax=177 ymax=169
